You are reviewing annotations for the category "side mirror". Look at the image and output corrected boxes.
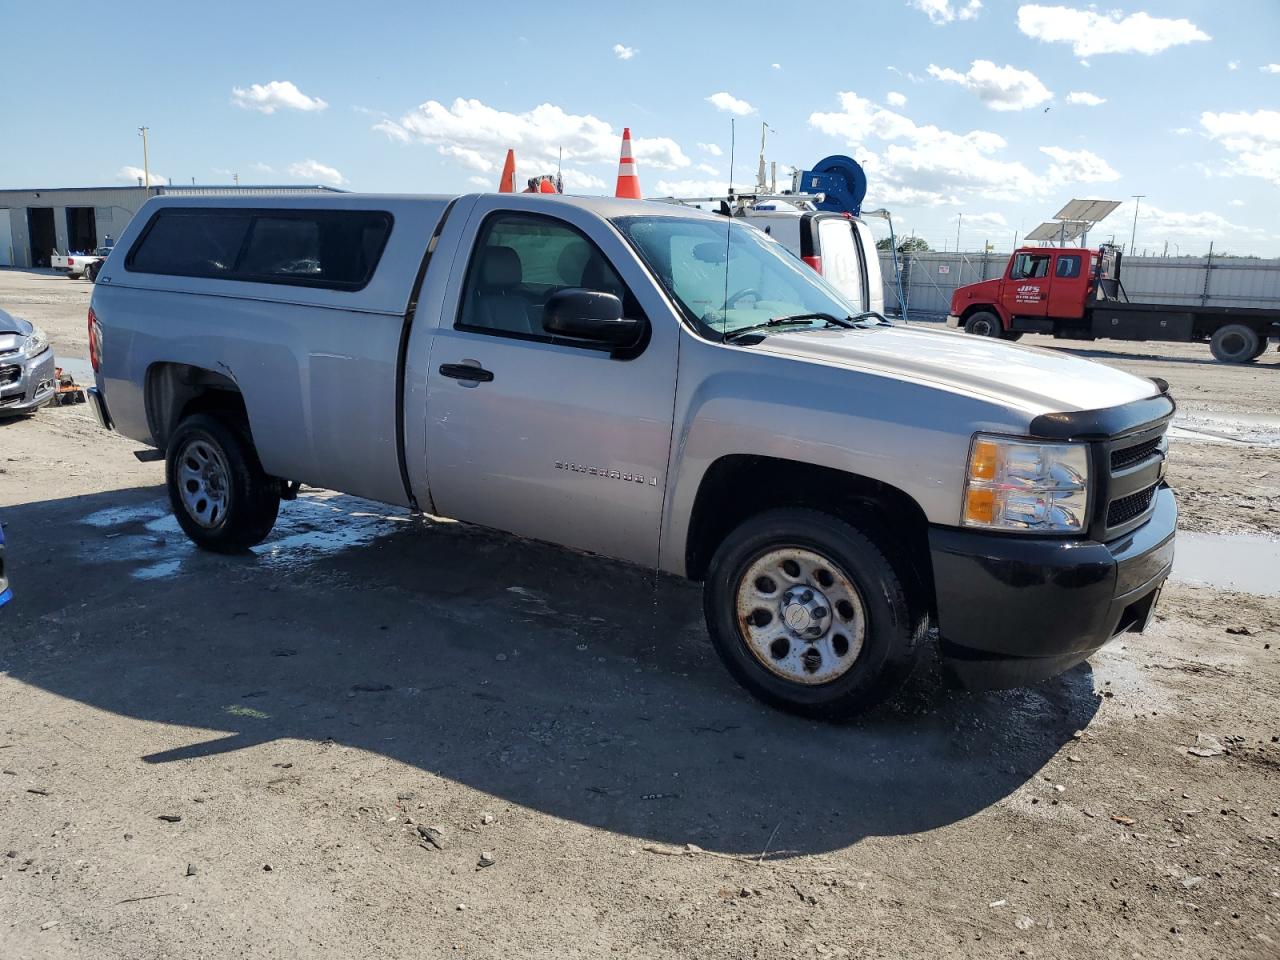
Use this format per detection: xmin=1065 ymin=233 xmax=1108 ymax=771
xmin=543 ymin=289 xmax=645 ymax=349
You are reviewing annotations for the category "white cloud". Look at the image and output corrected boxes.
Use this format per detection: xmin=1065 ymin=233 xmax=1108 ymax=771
xmin=927 ymin=60 xmax=1052 ymax=111
xmin=231 ymin=80 xmax=328 ymax=114
xmin=117 ymin=165 xmax=168 ymax=186
xmin=468 ymin=175 xmax=491 ymax=187
xmin=1227 ymin=61 xmax=1239 ymax=71
xmin=1039 ymin=146 xmax=1121 ymax=183
xmin=1200 ymin=109 xmax=1280 ymax=186
xmin=697 ymin=142 xmax=724 ymax=156
xmin=373 ymin=98 xmax=691 ymax=174
xmin=653 ymin=178 xmax=734 ymax=197
xmin=559 ymin=169 xmax=608 ymax=192
xmin=1016 ymin=5 xmax=1210 ymax=57
xmin=612 ymin=43 xmax=636 ymax=60
xmin=251 ymin=162 xmax=274 ymax=173
xmin=1263 ymin=64 xmax=1280 ymax=74
xmin=695 ymin=163 xmax=720 ymax=176
xmin=1171 ymin=127 xmax=1193 ymax=136
xmin=886 ymin=91 xmax=908 ymax=107
xmin=908 ymin=0 xmax=982 ymax=24
xmin=1117 ymin=200 xmax=1265 ymax=245
xmin=771 ymin=63 xmax=781 ymax=70
xmin=1066 ymin=91 xmax=1106 ymax=106
xmin=964 ymin=211 xmax=1009 ymax=230
xmin=288 ymin=159 xmax=347 ymax=186
xmin=809 ymin=92 xmax=1041 ymax=205
xmin=1228 ymin=199 xmax=1245 ymax=207
xmin=706 ymin=91 xmax=755 ymax=116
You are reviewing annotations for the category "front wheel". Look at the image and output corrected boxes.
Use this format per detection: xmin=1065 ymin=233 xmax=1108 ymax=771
xmin=963 ymin=311 xmax=1003 ymax=338
xmin=703 ymin=508 xmax=925 ymax=719
xmin=166 ymin=413 xmax=281 ymax=552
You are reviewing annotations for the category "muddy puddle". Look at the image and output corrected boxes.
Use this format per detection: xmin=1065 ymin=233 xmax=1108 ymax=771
xmin=1171 ymin=531 xmax=1280 ymax=596
xmin=1170 ymin=411 xmax=1280 ymax=448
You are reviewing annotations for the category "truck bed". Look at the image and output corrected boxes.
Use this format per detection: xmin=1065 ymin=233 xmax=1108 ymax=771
xmin=1082 ymin=299 xmax=1280 ymax=342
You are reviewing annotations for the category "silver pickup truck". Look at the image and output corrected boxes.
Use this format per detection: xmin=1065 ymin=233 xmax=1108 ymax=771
xmin=86 ymin=193 xmax=1177 ymax=717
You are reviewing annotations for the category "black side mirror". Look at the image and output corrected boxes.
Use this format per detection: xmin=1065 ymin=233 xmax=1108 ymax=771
xmin=543 ymin=288 xmax=645 ymax=349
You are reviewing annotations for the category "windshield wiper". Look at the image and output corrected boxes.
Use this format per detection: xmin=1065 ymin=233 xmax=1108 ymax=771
xmin=722 ymin=312 xmax=855 ymax=343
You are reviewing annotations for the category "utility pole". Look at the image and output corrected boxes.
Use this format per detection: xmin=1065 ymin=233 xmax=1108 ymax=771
xmin=233 ymin=172 xmax=240 ymax=186
xmin=1129 ymin=195 xmax=1144 ymax=256
xmin=138 ymin=126 xmax=151 ymax=188
xmin=955 ymin=213 xmax=963 ymax=253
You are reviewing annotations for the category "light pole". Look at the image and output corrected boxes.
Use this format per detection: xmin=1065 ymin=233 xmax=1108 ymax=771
xmin=1129 ymin=194 xmax=1144 ymax=256
xmin=138 ymin=126 xmax=151 ymax=189
xmin=864 ymin=208 xmax=907 ymax=323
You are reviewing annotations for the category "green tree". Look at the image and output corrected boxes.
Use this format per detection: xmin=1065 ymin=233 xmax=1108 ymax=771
xmin=876 ymin=236 xmax=931 ymax=253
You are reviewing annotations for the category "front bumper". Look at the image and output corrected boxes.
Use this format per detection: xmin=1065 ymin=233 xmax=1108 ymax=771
xmin=0 ymin=348 xmax=56 ymax=415
xmin=945 ymin=314 xmax=961 ymax=328
xmin=931 ymin=484 xmax=1176 ymax=689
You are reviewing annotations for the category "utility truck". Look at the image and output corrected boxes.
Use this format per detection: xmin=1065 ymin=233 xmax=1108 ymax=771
xmin=949 ymin=244 xmax=1279 ymax=363
xmin=86 ymin=193 xmax=1176 ymax=717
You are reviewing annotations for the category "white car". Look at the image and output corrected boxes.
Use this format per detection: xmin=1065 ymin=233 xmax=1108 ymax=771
xmin=51 ymin=247 xmax=111 ymax=281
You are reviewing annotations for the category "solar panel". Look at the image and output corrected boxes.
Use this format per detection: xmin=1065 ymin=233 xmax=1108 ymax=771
xmin=1026 ymin=221 xmax=1077 ymax=242
xmin=1053 ymin=199 xmax=1121 ymax=224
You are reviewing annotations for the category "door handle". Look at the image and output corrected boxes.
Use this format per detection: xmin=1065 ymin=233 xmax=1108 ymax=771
xmin=439 ymin=363 xmax=494 ymax=383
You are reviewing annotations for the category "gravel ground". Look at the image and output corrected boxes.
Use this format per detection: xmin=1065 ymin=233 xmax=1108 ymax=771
xmin=1 ymin=268 xmax=1277 ymax=959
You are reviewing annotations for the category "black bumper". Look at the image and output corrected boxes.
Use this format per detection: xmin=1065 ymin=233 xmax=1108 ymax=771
xmin=931 ymin=484 xmax=1176 ymax=689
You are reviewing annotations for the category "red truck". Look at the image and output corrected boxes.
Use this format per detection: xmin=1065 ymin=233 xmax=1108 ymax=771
xmin=948 ymin=244 xmax=1279 ymax=364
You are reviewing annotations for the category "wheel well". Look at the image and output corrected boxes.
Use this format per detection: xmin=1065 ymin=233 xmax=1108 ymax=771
xmin=684 ymin=455 xmax=935 ymax=613
xmin=145 ymin=362 xmax=249 ymax=449
xmin=960 ymin=304 xmax=1000 ymax=325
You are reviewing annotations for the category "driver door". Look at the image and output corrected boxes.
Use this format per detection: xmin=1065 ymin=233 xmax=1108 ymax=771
xmin=1007 ymin=251 xmax=1052 ymax=317
xmin=423 ymin=200 xmax=680 ymax=567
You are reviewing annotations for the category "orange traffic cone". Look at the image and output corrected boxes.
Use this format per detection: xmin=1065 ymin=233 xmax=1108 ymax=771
xmin=498 ymin=149 xmax=516 ymax=193
xmin=538 ymin=177 xmax=557 ymax=193
xmin=615 ymin=127 xmax=642 ymax=199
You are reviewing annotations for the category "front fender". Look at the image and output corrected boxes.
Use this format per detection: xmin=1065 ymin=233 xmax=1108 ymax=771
xmin=657 ymin=340 xmax=1029 ymax=576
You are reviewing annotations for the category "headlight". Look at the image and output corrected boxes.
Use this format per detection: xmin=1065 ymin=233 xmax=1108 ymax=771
xmin=962 ymin=434 xmax=1090 ymax=533
xmin=23 ymin=326 xmax=49 ymax=357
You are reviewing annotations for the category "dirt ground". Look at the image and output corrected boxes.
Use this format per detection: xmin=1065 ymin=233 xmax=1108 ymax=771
xmin=1 ymin=267 xmax=1277 ymax=960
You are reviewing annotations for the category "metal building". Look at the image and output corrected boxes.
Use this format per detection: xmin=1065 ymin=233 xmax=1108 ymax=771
xmin=0 ymin=184 xmax=345 ymax=269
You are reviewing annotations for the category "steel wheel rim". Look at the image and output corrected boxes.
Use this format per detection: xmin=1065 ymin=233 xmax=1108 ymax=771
xmin=177 ymin=438 xmax=231 ymax=529
xmin=973 ymin=319 xmax=992 ymax=335
xmin=734 ymin=547 xmax=867 ymax=685
xmin=1221 ymin=332 xmax=1246 ymax=357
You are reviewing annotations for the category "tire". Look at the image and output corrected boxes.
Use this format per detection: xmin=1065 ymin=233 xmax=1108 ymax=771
xmin=1210 ymin=324 xmax=1261 ymax=363
xmin=165 ymin=413 xmax=280 ymax=552
xmin=963 ymin=311 xmax=1002 ymax=338
xmin=84 ymin=263 xmax=98 ymax=282
xmin=1249 ymin=338 xmax=1270 ymax=360
xmin=703 ymin=507 xmax=926 ymax=719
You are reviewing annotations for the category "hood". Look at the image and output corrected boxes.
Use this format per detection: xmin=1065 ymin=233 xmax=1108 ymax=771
xmin=759 ymin=324 xmax=1158 ymax=415
xmin=952 ymin=277 xmax=1001 ymax=313
xmin=0 ymin=308 xmax=32 ymax=337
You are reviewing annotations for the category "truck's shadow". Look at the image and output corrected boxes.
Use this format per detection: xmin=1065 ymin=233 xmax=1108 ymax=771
xmin=1 ymin=487 xmax=1099 ymax=857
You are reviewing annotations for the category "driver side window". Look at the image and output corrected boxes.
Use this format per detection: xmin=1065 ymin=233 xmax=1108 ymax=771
xmin=1011 ymin=253 xmax=1051 ymax=280
xmin=457 ymin=213 xmax=635 ymax=340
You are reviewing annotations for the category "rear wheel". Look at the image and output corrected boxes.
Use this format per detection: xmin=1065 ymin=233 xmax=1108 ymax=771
xmin=963 ymin=311 xmax=1002 ymax=338
xmin=703 ymin=507 xmax=925 ymax=719
xmin=1210 ymin=324 xmax=1260 ymax=363
xmin=1249 ymin=337 xmax=1270 ymax=360
xmin=166 ymin=413 xmax=280 ymax=552
xmin=84 ymin=262 xmax=98 ymax=282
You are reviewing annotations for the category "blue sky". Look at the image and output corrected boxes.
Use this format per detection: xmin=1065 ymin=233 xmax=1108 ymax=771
xmin=3 ymin=0 xmax=1278 ymax=255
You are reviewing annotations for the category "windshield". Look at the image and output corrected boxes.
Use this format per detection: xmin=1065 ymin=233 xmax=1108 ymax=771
xmin=613 ymin=215 xmax=863 ymax=340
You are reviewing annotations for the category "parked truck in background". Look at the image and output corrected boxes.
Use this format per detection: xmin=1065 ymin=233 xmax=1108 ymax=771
xmin=949 ymin=244 xmax=1280 ymax=363
xmin=51 ymin=247 xmax=111 ymax=281
xmin=86 ymin=193 xmax=1177 ymax=717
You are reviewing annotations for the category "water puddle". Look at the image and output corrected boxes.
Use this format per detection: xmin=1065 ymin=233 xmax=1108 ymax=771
xmin=1170 ymin=412 xmax=1280 ymax=448
xmin=1170 ymin=531 xmax=1280 ymax=596
xmin=80 ymin=491 xmax=408 ymax=580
